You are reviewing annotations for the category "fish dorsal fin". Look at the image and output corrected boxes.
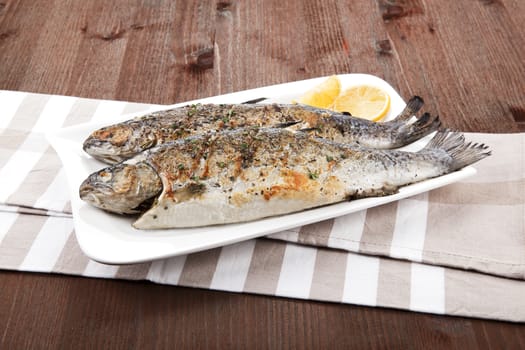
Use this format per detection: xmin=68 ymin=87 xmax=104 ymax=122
xmin=274 ymin=120 xmax=302 ymax=128
xmin=241 ymin=97 xmax=267 ymax=104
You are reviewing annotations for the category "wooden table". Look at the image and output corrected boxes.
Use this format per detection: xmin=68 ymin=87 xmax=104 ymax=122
xmin=1 ymin=0 xmax=524 ymax=348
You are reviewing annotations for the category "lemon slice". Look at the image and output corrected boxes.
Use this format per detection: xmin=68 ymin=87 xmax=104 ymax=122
xmin=330 ymin=85 xmax=391 ymax=121
xmin=294 ymin=75 xmax=341 ymax=109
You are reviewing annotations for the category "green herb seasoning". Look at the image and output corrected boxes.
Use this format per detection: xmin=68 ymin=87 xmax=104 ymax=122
xmin=307 ymin=169 xmax=319 ymax=180
xmin=186 ymin=104 xmax=200 ymax=117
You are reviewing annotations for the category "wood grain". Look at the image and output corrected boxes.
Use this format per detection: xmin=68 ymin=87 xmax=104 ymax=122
xmin=1 ymin=271 xmax=524 ymax=349
xmin=1 ymin=0 xmax=524 ymax=348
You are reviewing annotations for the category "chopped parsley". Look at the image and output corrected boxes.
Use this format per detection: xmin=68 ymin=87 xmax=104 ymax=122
xmin=307 ymin=169 xmax=319 ymax=180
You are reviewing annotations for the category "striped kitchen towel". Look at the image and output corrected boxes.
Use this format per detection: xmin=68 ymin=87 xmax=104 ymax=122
xmin=0 ymin=90 xmax=524 ymax=321
xmin=0 ymin=90 xmax=160 ymax=215
xmin=0 ymin=210 xmax=524 ymax=322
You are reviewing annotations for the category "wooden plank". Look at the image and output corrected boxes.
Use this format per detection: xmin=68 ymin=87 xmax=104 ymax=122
xmin=114 ymin=0 xmax=182 ymax=104
xmin=1 ymin=272 xmax=524 ymax=349
xmin=375 ymin=0 xmax=523 ymax=132
xmin=0 ymin=1 xmax=53 ymax=91
xmin=64 ymin=1 xmax=136 ymax=100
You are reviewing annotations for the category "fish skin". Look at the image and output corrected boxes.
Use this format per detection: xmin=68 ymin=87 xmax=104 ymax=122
xmin=82 ymin=97 xmax=434 ymax=164
xmin=79 ymin=127 xmax=490 ymax=229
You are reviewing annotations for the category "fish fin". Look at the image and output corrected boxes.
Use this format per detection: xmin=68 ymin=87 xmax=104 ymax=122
xmin=348 ymin=184 xmax=399 ymax=200
xmin=392 ymin=113 xmax=441 ymax=146
xmin=242 ymin=97 xmax=267 ymax=104
xmin=297 ymin=127 xmax=319 ymax=133
xmin=392 ymin=96 xmax=424 ymax=122
xmin=274 ymin=120 xmax=302 ymax=128
xmin=422 ymin=130 xmax=491 ymax=170
xmin=410 ymin=112 xmax=441 ymax=134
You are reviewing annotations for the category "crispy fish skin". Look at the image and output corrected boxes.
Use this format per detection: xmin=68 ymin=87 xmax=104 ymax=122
xmin=83 ymin=97 xmax=435 ymax=164
xmin=79 ymin=127 xmax=490 ymax=229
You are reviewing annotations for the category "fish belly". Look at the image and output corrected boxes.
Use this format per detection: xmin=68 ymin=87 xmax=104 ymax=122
xmin=132 ymin=189 xmax=338 ymax=229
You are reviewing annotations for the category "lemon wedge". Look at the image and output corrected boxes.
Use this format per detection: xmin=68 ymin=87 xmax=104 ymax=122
xmin=294 ymin=75 xmax=341 ymax=109
xmin=330 ymin=85 xmax=390 ymax=121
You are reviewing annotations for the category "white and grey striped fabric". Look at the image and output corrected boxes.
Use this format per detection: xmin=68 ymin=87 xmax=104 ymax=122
xmin=0 ymin=90 xmax=524 ymax=322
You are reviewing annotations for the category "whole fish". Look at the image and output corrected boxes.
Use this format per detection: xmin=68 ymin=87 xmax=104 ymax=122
xmin=83 ymin=96 xmax=438 ymax=164
xmin=79 ymin=127 xmax=489 ymax=229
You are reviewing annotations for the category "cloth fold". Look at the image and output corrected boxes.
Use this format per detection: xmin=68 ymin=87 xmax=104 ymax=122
xmin=0 ymin=90 xmax=524 ymax=322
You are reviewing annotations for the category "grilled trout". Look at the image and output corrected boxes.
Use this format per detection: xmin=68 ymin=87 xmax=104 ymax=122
xmin=79 ymin=127 xmax=489 ymax=229
xmin=83 ymin=96 xmax=439 ymax=164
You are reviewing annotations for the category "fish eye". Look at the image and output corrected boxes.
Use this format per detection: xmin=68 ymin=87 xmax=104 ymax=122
xmin=98 ymin=170 xmax=112 ymax=182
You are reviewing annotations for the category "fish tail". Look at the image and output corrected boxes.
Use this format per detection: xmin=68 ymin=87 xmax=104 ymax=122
xmin=381 ymin=97 xmax=438 ymax=147
xmin=422 ymin=129 xmax=491 ymax=171
xmin=391 ymin=112 xmax=441 ymax=146
xmin=393 ymin=96 xmax=424 ymax=122
xmin=409 ymin=112 xmax=441 ymax=136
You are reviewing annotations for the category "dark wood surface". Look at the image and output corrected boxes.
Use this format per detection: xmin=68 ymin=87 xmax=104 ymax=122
xmin=1 ymin=0 xmax=524 ymax=348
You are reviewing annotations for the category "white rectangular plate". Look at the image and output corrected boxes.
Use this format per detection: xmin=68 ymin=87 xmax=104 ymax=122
xmin=47 ymin=74 xmax=476 ymax=264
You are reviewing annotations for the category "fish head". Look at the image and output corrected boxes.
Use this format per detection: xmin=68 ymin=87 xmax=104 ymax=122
xmin=79 ymin=162 xmax=162 ymax=215
xmin=83 ymin=123 xmax=157 ymax=164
